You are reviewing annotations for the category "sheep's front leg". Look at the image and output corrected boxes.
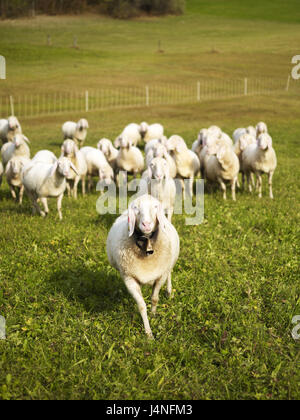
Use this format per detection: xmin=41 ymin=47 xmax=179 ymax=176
xmin=166 ymin=272 xmax=172 ymax=298
xmin=231 ymin=177 xmax=237 ymax=201
xmin=19 ymin=185 xmax=25 ymax=205
xmin=189 ymin=176 xmax=194 ymax=197
xmin=40 ymin=197 xmax=49 ymax=215
xmin=73 ymin=176 xmax=80 ymax=200
xmin=124 ymin=277 xmax=153 ymax=339
xmin=268 ymin=171 xmax=274 ymax=199
xmin=81 ymin=175 xmax=86 ymax=196
xmin=246 ymin=173 xmax=252 ymax=193
xmin=9 ymin=185 xmax=17 ymax=201
xmin=66 ymin=182 xmax=71 ymax=198
xmin=256 ymin=173 xmax=263 ymax=198
xmin=218 ymin=177 xmax=227 ymax=200
xmin=57 ymin=194 xmax=64 ymax=220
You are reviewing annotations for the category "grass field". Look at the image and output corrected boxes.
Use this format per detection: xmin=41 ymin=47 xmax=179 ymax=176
xmin=0 ymin=1 xmax=300 ymax=400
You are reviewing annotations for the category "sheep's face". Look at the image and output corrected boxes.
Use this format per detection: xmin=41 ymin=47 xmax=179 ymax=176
xmin=78 ymin=119 xmax=89 ymax=131
xmin=98 ymin=139 xmax=112 ymax=157
xmin=57 ymin=158 xmax=71 ymax=178
xmin=99 ymin=168 xmax=113 ymax=186
xmin=9 ymin=160 xmax=21 ymax=176
xmin=206 ymin=136 xmax=219 ymax=155
xmin=120 ymin=136 xmax=132 ymax=149
xmin=140 ymin=122 xmax=148 ymax=137
xmin=62 ymin=139 xmax=76 ymax=157
xmin=13 ymin=134 xmax=28 ymax=148
xmin=153 ymin=144 xmax=167 ymax=159
xmin=8 ymin=117 xmax=20 ymax=131
xmin=256 ymin=122 xmax=267 ymax=137
xmin=208 ymin=125 xmax=222 ymax=138
xmin=148 ymin=157 xmax=169 ymax=180
xmin=128 ymin=195 xmax=167 ymax=237
xmin=258 ymin=133 xmax=272 ymax=151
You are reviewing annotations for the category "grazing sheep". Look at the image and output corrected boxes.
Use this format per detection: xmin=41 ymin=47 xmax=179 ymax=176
xmin=167 ymin=136 xmax=200 ymax=196
xmin=5 ymin=156 xmax=30 ymax=204
xmin=60 ymin=139 xmax=87 ymax=199
xmin=205 ymin=142 xmax=240 ymax=201
xmin=106 ymin=194 xmax=180 ymax=339
xmin=0 ymin=161 xmax=3 ymax=188
xmin=0 ymin=116 xmax=22 ymax=144
xmin=1 ymin=134 xmax=30 ymax=167
xmin=81 ymin=146 xmax=114 ymax=193
xmin=97 ymin=138 xmax=118 ymax=171
xmin=115 ymin=123 xmax=142 ymax=148
xmin=145 ymin=157 xmax=176 ymax=221
xmin=22 ymin=157 xmax=78 ymax=220
xmin=140 ymin=122 xmax=164 ymax=143
xmin=256 ymin=122 xmax=268 ymax=138
xmin=116 ymin=136 xmax=144 ymax=180
xmin=62 ymin=119 xmax=89 ymax=147
xmin=32 ymin=150 xmax=57 ymax=165
xmin=241 ymin=133 xmax=277 ymax=198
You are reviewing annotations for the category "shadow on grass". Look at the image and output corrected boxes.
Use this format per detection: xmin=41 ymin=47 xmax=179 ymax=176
xmin=47 ymin=263 xmax=132 ymax=315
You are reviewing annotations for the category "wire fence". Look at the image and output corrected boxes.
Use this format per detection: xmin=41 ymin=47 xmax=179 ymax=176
xmin=0 ymin=77 xmax=297 ymax=119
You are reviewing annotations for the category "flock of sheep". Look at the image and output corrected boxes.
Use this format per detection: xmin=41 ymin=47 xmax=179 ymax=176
xmin=0 ymin=115 xmax=277 ymax=338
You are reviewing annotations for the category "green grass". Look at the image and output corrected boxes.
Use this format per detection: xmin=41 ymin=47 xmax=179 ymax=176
xmin=0 ymin=1 xmax=300 ymax=400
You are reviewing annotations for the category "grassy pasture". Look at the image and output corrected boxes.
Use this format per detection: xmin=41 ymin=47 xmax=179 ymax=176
xmin=0 ymin=1 xmax=300 ymax=400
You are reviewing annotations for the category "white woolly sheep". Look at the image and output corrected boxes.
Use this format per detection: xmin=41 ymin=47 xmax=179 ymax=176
xmin=234 ymin=133 xmax=257 ymax=188
xmin=167 ymin=136 xmax=200 ymax=196
xmin=32 ymin=150 xmax=57 ymax=165
xmin=106 ymin=194 xmax=180 ymax=339
xmin=0 ymin=116 xmax=22 ymax=144
xmin=1 ymin=134 xmax=30 ymax=167
xmin=22 ymin=157 xmax=78 ymax=220
xmin=62 ymin=119 xmax=89 ymax=147
xmin=146 ymin=143 xmax=177 ymax=179
xmin=81 ymin=146 xmax=114 ymax=193
xmin=97 ymin=138 xmax=118 ymax=171
xmin=115 ymin=123 xmax=142 ymax=148
xmin=204 ymin=142 xmax=240 ymax=201
xmin=140 ymin=122 xmax=164 ymax=144
xmin=116 ymin=136 xmax=144 ymax=181
xmin=144 ymin=136 xmax=168 ymax=155
xmin=5 ymin=156 xmax=31 ymax=204
xmin=60 ymin=139 xmax=87 ymax=199
xmin=241 ymin=133 xmax=277 ymax=198
xmin=145 ymin=157 xmax=176 ymax=221
xmin=0 ymin=161 xmax=3 ymax=188
xmin=256 ymin=122 xmax=268 ymax=138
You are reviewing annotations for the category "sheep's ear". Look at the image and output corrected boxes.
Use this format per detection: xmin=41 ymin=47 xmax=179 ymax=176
xmin=23 ymin=136 xmax=30 ymax=144
xmin=157 ymin=203 xmax=167 ymax=232
xmin=147 ymin=166 xmax=152 ymax=179
xmin=50 ymin=162 xmax=58 ymax=177
xmin=128 ymin=206 xmax=136 ymax=237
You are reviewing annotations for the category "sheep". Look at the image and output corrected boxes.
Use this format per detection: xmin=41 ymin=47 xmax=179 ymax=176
xmin=62 ymin=119 xmax=89 ymax=147
xmin=116 ymin=136 xmax=144 ymax=181
xmin=241 ymin=133 xmax=277 ymax=199
xmin=204 ymin=141 xmax=240 ymax=201
xmin=32 ymin=150 xmax=57 ymax=165
xmin=234 ymin=133 xmax=257 ymax=188
xmin=246 ymin=126 xmax=256 ymax=138
xmin=106 ymin=194 xmax=180 ymax=339
xmin=114 ymin=123 xmax=142 ymax=148
xmin=256 ymin=122 xmax=268 ymax=137
xmin=167 ymin=136 xmax=200 ymax=196
xmin=233 ymin=128 xmax=247 ymax=143
xmin=144 ymin=136 xmax=168 ymax=155
xmin=5 ymin=156 xmax=31 ymax=204
xmin=97 ymin=138 xmax=118 ymax=171
xmin=146 ymin=143 xmax=177 ymax=179
xmin=81 ymin=146 xmax=114 ymax=193
xmin=22 ymin=157 xmax=78 ymax=220
xmin=1 ymin=134 xmax=30 ymax=167
xmin=0 ymin=116 xmax=22 ymax=144
xmin=140 ymin=122 xmax=164 ymax=144
xmin=0 ymin=161 xmax=3 ymax=188
xmin=145 ymin=157 xmax=176 ymax=221
xmin=208 ymin=125 xmax=222 ymax=138
xmin=60 ymin=139 xmax=87 ymax=199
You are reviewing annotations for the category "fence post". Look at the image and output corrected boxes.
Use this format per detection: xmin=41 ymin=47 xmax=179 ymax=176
xmin=286 ymin=75 xmax=290 ymax=91
xmin=146 ymin=86 xmax=149 ymax=106
xmin=244 ymin=78 xmax=248 ymax=96
xmin=197 ymin=81 xmax=201 ymax=102
xmin=9 ymin=95 xmax=14 ymax=116
xmin=85 ymin=90 xmax=89 ymax=112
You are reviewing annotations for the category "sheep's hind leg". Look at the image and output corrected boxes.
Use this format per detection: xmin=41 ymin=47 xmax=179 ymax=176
xmin=124 ymin=277 xmax=154 ymax=339
xmin=256 ymin=173 xmax=263 ymax=198
xmin=218 ymin=177 xmax=227 ymax=200
xmin=151 ymin=276 xmax=166 ymax=315
xmin=166 ymin=272 xmax=173 ymax=299
xmin=40 ymin=197 xmax=49 ymax=215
